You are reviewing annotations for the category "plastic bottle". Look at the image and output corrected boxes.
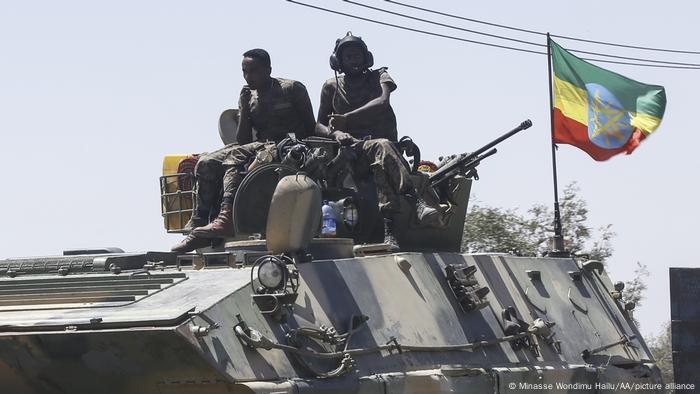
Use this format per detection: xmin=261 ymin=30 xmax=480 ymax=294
xmin=321 ymin=201 xmax=337 ymax=237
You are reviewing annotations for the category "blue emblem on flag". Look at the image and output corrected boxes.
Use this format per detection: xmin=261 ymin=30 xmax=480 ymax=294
xmin=585 ymin=83 xmax=633 ymax=149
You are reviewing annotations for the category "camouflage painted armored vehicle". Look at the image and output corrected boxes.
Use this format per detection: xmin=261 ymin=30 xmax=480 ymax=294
xmin=0 ymin=118 xmax=662 ymax=393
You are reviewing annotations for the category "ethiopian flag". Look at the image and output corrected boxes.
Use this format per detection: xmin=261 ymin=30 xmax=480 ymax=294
xmin=550 ymin=39 xmax=666 ymax=161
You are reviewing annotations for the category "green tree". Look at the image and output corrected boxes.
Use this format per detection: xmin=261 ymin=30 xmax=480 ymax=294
xmin=623 ymin=262 xmax=649 ymax=310
xmin=461 ymin=205 xmax=540 ymax=256
xmin=648 ymin=322 xmax=674 ymax=387
xmin=462 ymin=182 xmax=647 ymax=310
xmin=462 ymin=182 xmax=614 ymax=261
xmin=623 ymin=262 xmax=650 ymax=328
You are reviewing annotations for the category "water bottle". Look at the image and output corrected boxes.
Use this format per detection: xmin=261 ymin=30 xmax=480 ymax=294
xmin=321 ymin=201 xmax=336 ymax=237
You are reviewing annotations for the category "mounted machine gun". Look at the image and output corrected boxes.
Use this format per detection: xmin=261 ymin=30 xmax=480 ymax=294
xmin=429 ymin=119 xmax=533 ymax=187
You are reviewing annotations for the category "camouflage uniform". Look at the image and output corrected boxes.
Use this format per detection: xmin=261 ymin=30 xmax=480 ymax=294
xmin=193 ymin=141 xmax=278 ymax=216
xmin=193 ymin=78 xmax=314 ymax=218
xmin=350 ymin=139 xmax=413 ymax=213
xmin=318 ymin=68 xmax=412 ymax=214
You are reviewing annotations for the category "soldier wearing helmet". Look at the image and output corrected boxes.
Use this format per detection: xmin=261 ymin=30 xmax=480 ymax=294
xmin=315 ymin=32 xmax=438 ymax=249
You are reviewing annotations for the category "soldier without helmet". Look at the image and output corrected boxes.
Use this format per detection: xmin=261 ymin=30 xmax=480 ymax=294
xmin=172 ymin=48 xmax=315 ymax=253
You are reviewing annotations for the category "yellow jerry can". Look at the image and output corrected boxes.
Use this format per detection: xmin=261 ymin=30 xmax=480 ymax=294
xmin=160 ymin=154 xmax=198 ymax=232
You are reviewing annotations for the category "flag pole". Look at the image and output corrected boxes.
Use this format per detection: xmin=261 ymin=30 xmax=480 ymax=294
xmin=547 ymin=33 xmax=567 ymax=256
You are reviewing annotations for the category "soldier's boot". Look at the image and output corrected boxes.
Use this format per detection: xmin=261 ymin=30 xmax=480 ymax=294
xmin=171 ymin=233 xmax=211 ymax=254
xmin=414 ymin=197 xmax=440 ymax=224
xmin=383 ymin=218 xmax=400 ymax=252
xmin=191 ymin=203 xmax=233 ymax=238
xmin=181 ymin=210 xmax=209 ymax=233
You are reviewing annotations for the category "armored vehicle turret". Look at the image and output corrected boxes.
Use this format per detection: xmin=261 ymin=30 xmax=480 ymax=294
xmin=0 ymin=117 xmax=662 ymax=393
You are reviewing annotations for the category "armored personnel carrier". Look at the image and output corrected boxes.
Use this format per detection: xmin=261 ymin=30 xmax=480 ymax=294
xmin=0 ymin=115 xmax=662 ymax=393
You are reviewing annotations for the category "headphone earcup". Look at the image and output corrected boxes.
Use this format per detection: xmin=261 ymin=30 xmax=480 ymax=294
xmin=329 ymin=54 xmax=341 ymax=71
xmin=365 ymin=50 xmax=374 ymax=69
xmin=329 ymin=38 xmax=342 ymax=71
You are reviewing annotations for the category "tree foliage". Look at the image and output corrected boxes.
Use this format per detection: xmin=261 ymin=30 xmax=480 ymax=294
xmin=462 ymin=182 xmax=614 ymax=261
xmin=623 ymin=262 xmax=650 ymax=328
xmin=462 ymin=181 xmax=648 ymax=322
xmin=648 ymin=322 xmax=674 ymax=387
xmin=461 ymin=206 xmax=539 ymax=256
xmin=623 ymin=262 xmax=649 ymax=309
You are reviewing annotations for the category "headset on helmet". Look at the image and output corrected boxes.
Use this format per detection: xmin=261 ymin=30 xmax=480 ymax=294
xmin=329 ymin=31 xmax=374 ymax=72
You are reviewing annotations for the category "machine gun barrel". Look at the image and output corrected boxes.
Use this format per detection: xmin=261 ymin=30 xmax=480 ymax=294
xmin=429 ymin=119 xmax=532 ymax=187
xmin=460 ymin=148 xmax=497 ymax=170
xmin=468 ymin=119 xmax=532 ymax=158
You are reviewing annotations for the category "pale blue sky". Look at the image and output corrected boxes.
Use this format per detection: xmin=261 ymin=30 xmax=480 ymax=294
xmin=1 ymin=0 xmax=698 ymax=339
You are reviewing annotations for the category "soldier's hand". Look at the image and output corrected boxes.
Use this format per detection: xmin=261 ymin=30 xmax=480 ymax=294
xmin=332 ymin=131 xmax=355 ymax=146
xmin=328 ymin=113 xmax=348 ymax=132
xmin=239 ymin=86 xmax=252 ymax=111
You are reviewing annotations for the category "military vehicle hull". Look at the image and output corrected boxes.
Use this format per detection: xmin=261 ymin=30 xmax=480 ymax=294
xmin=0 ymin=251 xmax=661 ymax=393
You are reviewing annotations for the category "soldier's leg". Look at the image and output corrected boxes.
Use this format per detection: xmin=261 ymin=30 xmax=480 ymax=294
xmin=221 ymin=167 xmax=246 ymax=206
xmin=356 ymin=139 xmax=439 ymax=249
xmin=221 ymin=141 xmax=270 ymax=205
xmin=172 ymin=144 xmax=238 ymax=253
xmin=193 ymin=142 xmax=271 ymax=238
xmin=359 ymin=139 xmax=437 ymax=217
xmin=189 ymin=150 xmax=226 ymax=228
xmin=358 ymin=139 xmax=411 ymax=212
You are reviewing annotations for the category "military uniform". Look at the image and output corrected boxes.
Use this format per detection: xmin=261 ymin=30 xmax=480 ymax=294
xmin=318 ymin=68 xmax=412 ymax=214
xmin=193 ymin=78 xmax=315 ymax=219
xmin=320 ymin=67 xmax=398 ymax=141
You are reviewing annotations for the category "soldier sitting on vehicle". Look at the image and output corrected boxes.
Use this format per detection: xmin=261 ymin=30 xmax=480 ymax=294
xmin=172 ymin=48 xmax=315 ymax=253
xmin=315 ymin=32 xmax=439 ymax=250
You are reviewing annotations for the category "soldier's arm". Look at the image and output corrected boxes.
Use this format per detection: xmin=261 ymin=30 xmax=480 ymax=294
xmin=331 ymin=69 xmax=396 ymax=131
xmin=340 ymin=82 xmax=392 ymax=128
xmin=236 ymin=87 xmax=254 ymax=144
xmin=292 ymin=82 xmax=315 ymax=140
xmin=315 ymin=82 xmax=334 ymax=138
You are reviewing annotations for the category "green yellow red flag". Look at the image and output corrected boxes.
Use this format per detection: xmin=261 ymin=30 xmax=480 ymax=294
xmin=550 ymin=39 xmax=667 ymax=161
